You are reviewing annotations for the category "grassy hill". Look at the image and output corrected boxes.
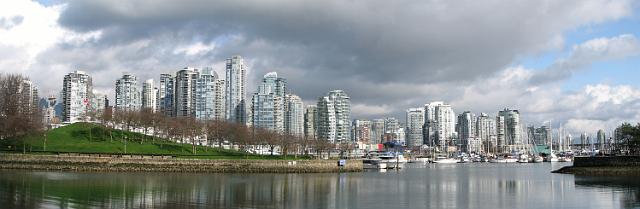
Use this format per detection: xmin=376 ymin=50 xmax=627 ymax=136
xmin=0 ymin=123 xmax=302 ymax=160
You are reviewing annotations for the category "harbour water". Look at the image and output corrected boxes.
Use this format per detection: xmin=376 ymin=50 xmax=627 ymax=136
xmin=1 ymin=163 xmax=638 ymax=209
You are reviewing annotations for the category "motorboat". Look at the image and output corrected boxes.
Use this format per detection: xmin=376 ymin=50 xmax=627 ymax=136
xmin=433 ymin=156 xmax=459 ymax=164
xmin=363 ymin=159 xmax=387 ymax=169
xmin=490 ymin=156 xmax=519 ymax=163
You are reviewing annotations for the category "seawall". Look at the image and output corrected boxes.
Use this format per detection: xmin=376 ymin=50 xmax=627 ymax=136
xmin=0 ymin=154 xmax=363 ymax=173
xmin=553 ymin=156 xmax=640 ymax=176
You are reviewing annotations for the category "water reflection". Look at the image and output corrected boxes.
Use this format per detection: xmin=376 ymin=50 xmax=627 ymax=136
xmin=0 ymin=163 xmax=637 ymax=209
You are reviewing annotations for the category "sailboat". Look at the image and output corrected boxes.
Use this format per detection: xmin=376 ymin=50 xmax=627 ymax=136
xmin=547 ymin=120 xmax=559 ymax=162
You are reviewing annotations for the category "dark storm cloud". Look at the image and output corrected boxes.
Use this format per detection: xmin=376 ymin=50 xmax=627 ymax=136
xmin=48 ymin=0 xmax=633 ymax=119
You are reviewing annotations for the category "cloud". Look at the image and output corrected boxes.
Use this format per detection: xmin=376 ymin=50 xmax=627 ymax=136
xmin=529 ymin=34 xmax=640 ymax=85
xmin=0 ymin=0 xmax=638 ymax=137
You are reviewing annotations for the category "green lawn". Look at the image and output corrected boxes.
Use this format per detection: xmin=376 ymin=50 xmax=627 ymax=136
xmin=0 ymin=123 xmax=306 ymax=160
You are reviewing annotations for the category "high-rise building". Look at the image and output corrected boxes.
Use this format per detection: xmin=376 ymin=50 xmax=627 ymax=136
xmin=476 ymin=113 xmax=496 ymax=153
xmin=43 ymin=95 xmax=57 ymax=126
xmin=580 ymin=132 xmax=587 ymax=149
xmin=457 ymin=111 xmax=477 ymax=153
xmin=19 ymin=80 xmax=39 ymax=117
xmin=406 ymin=108 xmax=425 ymax=147
xmin=174 ymin=67 xmax=199 ymax=117
xmin=225 ymin=55 xmax=247 ymax=124
xmin=304 ymin=105 xmax=317 ymax=140
xmin=384 ymin=117 xmax=399 ymax=134
xmin=142 ymin=79 xmax=157 ymax=112
xmin=115 ymin=73 xmax=141 ymax=111
xmin=423 ymin=101 xmax=456 ymax=151
xmin=597 ymin=129 xmax=605 ymax=150
xmin=158 ymin=73 xmax=175 ymax=117
xmin=62 ymin=71 xmax=92 ymax=123
xmin=352 ymin=119 xmax=372 ymax=144
xmin=213 ymin=79 xmax=226 ymax=120
xmin=371 ymin=119 xmax=385 ymax=144
xmin=250 ymin=72 xmax=286 ymax=132
xmin=284 ymin=94 xmax=304 ymax=137
xmin=527 ymin=125 xmax=551 ymax=146
xmin=195 ymin=67 xmax=225 ymax=120
xmin=316 ymin=90 xmax=351 ymax=143
xmin=496 ymin=109 xmax=522 ymax=152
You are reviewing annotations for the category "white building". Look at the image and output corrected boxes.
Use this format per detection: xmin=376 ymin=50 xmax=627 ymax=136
xmin=497 ymin=108 xmax=522 ymax=152
xmin=195 ymin=67 xmax=225 ymax=120
xmin=423 ymin=101 xmax=456 ymax=151
xmin=62 ymin=70 xmax=92 ymax=123
xmin=142 ymin=79 xmax=157 ymax=112
xmin=115 ymin=73 xmax=141 ymax=111
xmin=175 ymin=67 xmax=199 ymax=117
xmin=284 ymin=94 xmax=304 ymax=137
xmin=406 ymin=108 xmax=425 ymax=147
xmin=317 ymin=90 xmax=351 ymax=143
xmin=225 ymin=55 xmax=247 ymax=124
xmin=476 ymin=113 xmax=497 ymax=153
xmin=456 ymin=111 xmax=478 ymax=153
xmin=250 ymin=72 xmax=286 ymax=133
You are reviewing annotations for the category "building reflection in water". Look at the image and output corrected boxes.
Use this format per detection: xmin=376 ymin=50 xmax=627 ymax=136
xmin=0 ymin=163 xmax=638 ymax=209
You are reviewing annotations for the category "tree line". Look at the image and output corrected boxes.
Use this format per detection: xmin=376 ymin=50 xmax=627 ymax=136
xmin=91 ymin=107 xmax=339 ymax=158
xmin=0 ymin=73 xmax=42 ymax=140
xmin=614 ymin=122 xmax=640 ymax=155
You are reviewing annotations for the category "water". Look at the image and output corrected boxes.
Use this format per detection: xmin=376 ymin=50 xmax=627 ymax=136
xmin=1 ymin=163 xmax=639 ymax=209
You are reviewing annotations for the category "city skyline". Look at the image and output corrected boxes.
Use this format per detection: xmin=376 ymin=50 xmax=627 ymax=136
xmin=2 ymin=0 xmax=640 ymax=137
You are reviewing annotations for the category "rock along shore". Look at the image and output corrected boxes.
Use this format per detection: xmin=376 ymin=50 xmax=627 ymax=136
xmin=0 ymin=153 xmax=363 ymax=173
xmin=553 ymin=156 xmax=640 ymax=176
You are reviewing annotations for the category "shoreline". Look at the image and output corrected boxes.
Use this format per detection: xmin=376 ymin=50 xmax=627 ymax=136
xmin=0 ymin=153 xmax=363 ymax=173
xmin=552 ymin=156 xmax=640 ymax=176
xmin=553 ymin=166 xmax=640 ymax=176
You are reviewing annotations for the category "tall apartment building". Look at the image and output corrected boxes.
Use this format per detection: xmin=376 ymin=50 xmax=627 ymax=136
xmin=476 ymin=113 xmax=497 ymax=153
xmin=141 ymin=79 xmax=157 ymax=112
xmin=225 ymin=55 xmax=247 ymax=124
xmin=174 ymin=67 xmax=199 ymax=117
xmin=115 ymin=73 xmax=141 ymax=111
xmin=304 ymin=105 xmax=317 ymax=140
xmin=352 ymin=119 xmax=372 ymax=144
xmin=157 ymin=73 xmax=175 ymax=117
xmin=62 ymin=71 xmax=92 ymax=123
xmin=250 ymin=72 xmax=286 ymax=133
xmin=371 ymin=119 xmax=385 ymax=144
xmin=496 ymin=108 xmax=522 ymax=152
xmin=406 ymin=108 xmax=425 ymax=147
xmin=317 ymin=90 xmax=351 ymax=143
xmin=456 ymin=111 xmax=477 ymax=153
xmin=423 ymin=101 xmax=456 ymax=151
xmin=284 ymin=94 xmax=304 ymax=137
xmin=195 ymin=67 xmax=225 ymax=120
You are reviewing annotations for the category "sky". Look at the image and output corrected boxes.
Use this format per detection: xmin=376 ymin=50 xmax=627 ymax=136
xmin=1 ymin=0 xmax=639 ymax=138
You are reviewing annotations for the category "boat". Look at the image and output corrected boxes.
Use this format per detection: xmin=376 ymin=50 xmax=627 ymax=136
xmin=518 ymin=154 xmax=529 ymax=163
xmin=559 ymin=156 xmax=572 ymax=162
xmin=458 ymin=156 xmax=471 ymax=163
xmin=373 ymin=152 xmax=407 ymax=169
xmin=363 ymin=159 xmax=387 ymax=169
xmin=545 ymin=153 xmax=559 ymax=162
xmin=433 ymin=156 xmax=458 ymax=164
xmin=490 ymin=156 xmax=519 ymax=163
xmin=533 ymin=155 xmax=544 ymax=163
xmin=415 ymin=157 xmax=431 ymax=163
